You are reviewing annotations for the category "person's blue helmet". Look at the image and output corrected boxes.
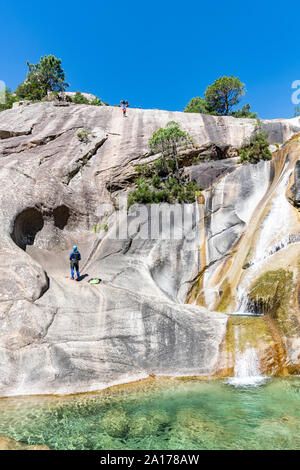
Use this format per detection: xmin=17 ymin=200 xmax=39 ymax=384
xmin=73 ymin=245 xmax=77 ymax=251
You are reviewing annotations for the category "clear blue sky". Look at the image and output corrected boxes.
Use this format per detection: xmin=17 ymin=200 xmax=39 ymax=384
xmin=1 ymin=0 xmax=299 ymax=119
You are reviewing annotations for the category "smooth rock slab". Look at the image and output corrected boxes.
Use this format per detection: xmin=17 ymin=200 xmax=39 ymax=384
xmin=0 ymin=103 xmax=299 ymax=396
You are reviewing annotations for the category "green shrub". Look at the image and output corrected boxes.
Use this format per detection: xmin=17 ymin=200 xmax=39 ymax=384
xmin=128 ymin=122 xmax=202 ymax=207
xmin=100 ymin=222 xmax=108 ymax=231
xmin=94 ymin=222 xmax=108 ymax=233
xmin=239 ymin=130 xmax=272 ymax=163
xmin=72 ymin=92 xmax=103 ymax=106
xmin=0 ymin=88 xmax=18 ymax=111
xmin=77 ymin=129 xmax=90 ymax=142
xmin=231 ymin=103 xmax=257 ymax=119
xmin=90 ymin=97 xmax=103 ymax=106
xmin=72 ymin=92 xmax=90 ymax=104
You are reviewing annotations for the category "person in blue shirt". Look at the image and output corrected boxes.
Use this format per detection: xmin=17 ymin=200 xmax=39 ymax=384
xmin=120 ymin=100 xmax=129 ymax=117
xmin=69 ymin=245 xmax=81 ymax=280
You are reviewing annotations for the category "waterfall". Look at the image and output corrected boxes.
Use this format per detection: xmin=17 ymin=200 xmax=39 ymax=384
xmin=226 ymin=347 xmax=266 ymax=387
xmin=251 ymin=169 xmax=292 ymax=265
xmin=226 ymin=327 xmax=266 ymax=386
xmin=234 ymin=168 xmax=293 ymax=315
xmin=235 ymin=286 xmax=257 ymax=315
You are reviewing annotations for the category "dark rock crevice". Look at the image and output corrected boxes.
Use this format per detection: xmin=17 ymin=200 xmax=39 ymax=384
xmin=53 ymin=205 xmax=70 ymax=230
xmin=1 ymin=126 xmax=82 ymax=159
xmin=66 ymin=135 xmax=107 ymax=184
xmin=12 ymin=208 xmax=44 ymax=250
xmin=290 ymin=160 xmax=300 ymax=207
xmin=0 ymin=125 xmax=34 ymax=140
xmin=11 ymin=204 xmax=73 ymax=251
xmin=31 ymin=126 xmax=83 ymax=149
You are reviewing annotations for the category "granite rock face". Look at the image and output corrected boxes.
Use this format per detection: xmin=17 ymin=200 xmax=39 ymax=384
xmin=185 ymin=157 xmax=240 ymax=189
xmin=0 ymin=102 xmax=300 ymax=396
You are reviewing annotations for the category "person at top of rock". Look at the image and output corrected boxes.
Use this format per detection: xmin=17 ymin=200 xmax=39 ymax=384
xmin=120 ymin=100 xmax=129 ymax=117
xmin=69 ymin=245 xmax=81 ymax=281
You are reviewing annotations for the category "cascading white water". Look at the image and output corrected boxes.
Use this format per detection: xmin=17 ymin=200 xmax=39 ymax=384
xmin=226 ymin=327 xmax=266 ymax=386
xmin=235 ymin=286 xmax=255 ymax=315
xmin=234 ymin=168 xmax=293 ymax=315
xmin=226 ymin=347 xmax=266 ymax=387
xmin=251 ymin=169 xmax=293 ymax=265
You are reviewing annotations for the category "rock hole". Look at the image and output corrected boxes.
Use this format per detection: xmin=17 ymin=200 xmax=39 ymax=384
xmin=12 ymin=208 xmax=44 ymax=250
xmin=53 ymin=205 xmax=70 ymax=230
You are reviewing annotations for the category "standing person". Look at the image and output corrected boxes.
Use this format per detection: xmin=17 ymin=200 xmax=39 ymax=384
xmin=120 ymin=100 xmax=129 ymax=117
xmin=70 ymin=245 xmax=81 ymax=281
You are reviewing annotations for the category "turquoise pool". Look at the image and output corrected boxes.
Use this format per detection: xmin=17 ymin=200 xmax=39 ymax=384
xmin=1 ymin=377 xmax=300 ymax=450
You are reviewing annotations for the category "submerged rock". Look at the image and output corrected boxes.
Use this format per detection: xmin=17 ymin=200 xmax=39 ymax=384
xmin=168 ymin=408 xmax=226 ymax=449
xmin=128 ymin=409 xmax=170 ymax=438
xmin=253 ymin=419 xmax=296 ymax=449
xmin=102 ymin=409 xmax=129 ymax=438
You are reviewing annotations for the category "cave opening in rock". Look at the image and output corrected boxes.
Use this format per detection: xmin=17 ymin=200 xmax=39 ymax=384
xmin=12 ymin=208 xmax=44 ymax=250
xmin=53 ymin=205 xmax=70 ymax=230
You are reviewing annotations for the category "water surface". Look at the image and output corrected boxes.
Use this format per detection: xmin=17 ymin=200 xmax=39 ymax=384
xmin=1 ymin=377 xmax=300 ymax=450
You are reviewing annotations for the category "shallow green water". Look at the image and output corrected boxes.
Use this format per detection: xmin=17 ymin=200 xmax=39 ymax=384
xmin=1 ymin=377 xmax=300 ymax=450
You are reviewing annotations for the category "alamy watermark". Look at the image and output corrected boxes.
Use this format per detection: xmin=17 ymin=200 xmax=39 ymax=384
xmin=94 ymin=196 xmax=202 ymax=242
xmin=291 ymin=80 xmax=300 ymax=105
xmin=0 ymin=80 xmax=5 ymax=104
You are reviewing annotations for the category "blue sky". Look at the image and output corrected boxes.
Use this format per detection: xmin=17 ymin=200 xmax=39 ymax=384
xmin=1 ymin=0 xmax=299 ymax=118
